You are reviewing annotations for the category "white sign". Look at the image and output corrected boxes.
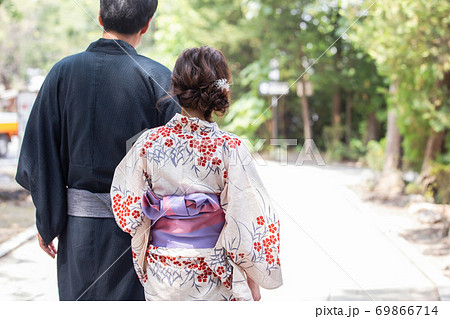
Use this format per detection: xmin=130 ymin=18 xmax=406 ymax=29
xmin=17 ymin=91 xmax=38 ymax=140
xmin=297 ymin=81 xmax=314 ymax=97
xmin=259 ymin=81 xmax=289 ymax=96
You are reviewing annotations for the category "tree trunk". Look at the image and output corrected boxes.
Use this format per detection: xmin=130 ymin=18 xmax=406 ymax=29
xmin=383 ymin=109 xmax=402 ymax=172
xmin=421 ymin=129 xmax=446 ymax=173
xmin=332 ymin=88 xmax=342 ymax=127
xmin=332 ymin=8 xmax=343 ymax=129
xmin=374 ymin=109 xmax=404 ymax=199
xmin=374 ymin=82 xmax=405 ymax=200
xmin=366 ymin=111 xmax=378 ymax=143
xmin=300 ymin=77 xmax=312 ymax=140
xmin=416 ymin=129 xmax=446 ymax=196
xmin=0 ymin=73 xmax=12 ymax=90
xmin=416 ymin=72 xmax=449 ymax=196
xmin=279 ymin=93 xmax=288 ymax=139
xmin=345 ymin=92 xmax=352 ymax=146
xmin=297 ymin=43 xmax=312 ymax=140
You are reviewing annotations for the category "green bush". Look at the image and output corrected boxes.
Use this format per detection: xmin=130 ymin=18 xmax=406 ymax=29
xmin=365 ymin=138 xmax=386 ymax=171
xmin=348 ymin=138 xmax=366 ymax=161
xmin=405 ymin=181 xmax=422 ymax=195
xmin=322 ymin=125 xmax=346 ymax=162
xmin=429 ymin=163 xmax=450 ymax=204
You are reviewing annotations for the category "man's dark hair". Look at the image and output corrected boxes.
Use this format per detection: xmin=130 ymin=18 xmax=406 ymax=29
xmin=100 ymin=0 xmax=158 ymax=35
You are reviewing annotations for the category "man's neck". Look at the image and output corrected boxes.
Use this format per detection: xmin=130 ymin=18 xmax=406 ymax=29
xmin=102 ymin=31 xmax=141 ymax=48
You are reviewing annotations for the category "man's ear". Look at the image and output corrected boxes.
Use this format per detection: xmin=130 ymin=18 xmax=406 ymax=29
xmin=98 ymin=10 xmax=104 ymax=27
xmin=140 ymin=19 xmax=152 ymax=35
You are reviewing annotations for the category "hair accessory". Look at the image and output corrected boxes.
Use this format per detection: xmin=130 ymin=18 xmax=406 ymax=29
xmin=214 ymin=78 xmax=230 ymax=91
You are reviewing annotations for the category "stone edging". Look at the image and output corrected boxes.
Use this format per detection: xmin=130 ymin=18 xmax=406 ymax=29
xmin=0 ymin=225 xmax=37 ymax=258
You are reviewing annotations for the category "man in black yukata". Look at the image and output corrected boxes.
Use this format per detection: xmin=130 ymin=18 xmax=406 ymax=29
xmin=15 ymin=0 xmax=179 ymax=300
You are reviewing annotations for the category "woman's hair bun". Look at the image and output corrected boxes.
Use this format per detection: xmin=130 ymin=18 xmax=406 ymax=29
xmin=171 ymin=46 xmax=232 ymax=121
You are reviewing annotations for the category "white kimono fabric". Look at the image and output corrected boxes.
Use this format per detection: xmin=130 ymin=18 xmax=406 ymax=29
xmin=111 ymin=113 xmax=283 ymax=300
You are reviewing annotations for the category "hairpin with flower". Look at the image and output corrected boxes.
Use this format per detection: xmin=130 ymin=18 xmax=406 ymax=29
xmin=214 ymin=78 xmax=230 ymax=92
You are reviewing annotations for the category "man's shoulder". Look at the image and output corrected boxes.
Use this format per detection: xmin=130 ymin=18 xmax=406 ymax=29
xmin=50 ymin=51 xmax=87 ymax=72
xmin=134 ymin=54 xmax=172 ymax=75
xmin=39 ymin=52 xmax=86 ymax=82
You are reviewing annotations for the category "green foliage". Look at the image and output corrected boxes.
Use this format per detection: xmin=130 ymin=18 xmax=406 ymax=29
xmin=322 ymin=125 xmax=346 ymax=162
xmin=220 ymin=93 xmax=267 ymax=141
xmin=348 ymin=0 xmax=450 ymax=172
xmin=365 ymin=138 xmax=386 ymax=171
xmin=0 ymin=0 xmax=21 ymax=19
xmin=429 ymin=162 xmax=450 ymax=204
xmin=405 ymin=181 xmax=422 ymax=196
xmin=0 ymin=0 xmax=99 ymax=87
xmin=348 ymin=138 xmax=366 ymax=161
xmin=323 ymin=131 xmax=367 ymax=162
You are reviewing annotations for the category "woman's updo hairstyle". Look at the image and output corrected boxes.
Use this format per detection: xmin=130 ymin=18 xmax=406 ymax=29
xmin=171 ymin=46 xmax=232 ymax=122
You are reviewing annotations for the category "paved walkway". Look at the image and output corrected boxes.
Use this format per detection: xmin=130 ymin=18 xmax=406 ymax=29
xmin=0 ymin=235 xmax=58 ymax=301
xmin=259 ymin=163 xmax=441 ymax=300
xmin=0 ymin=162 xmax=448 ymax=300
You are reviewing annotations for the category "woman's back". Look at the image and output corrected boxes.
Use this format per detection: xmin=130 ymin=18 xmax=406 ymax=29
xmin=139 ymin=114 xmax=241 ymax=196
xmin=111 ymin=46 xmax=282 ymax=300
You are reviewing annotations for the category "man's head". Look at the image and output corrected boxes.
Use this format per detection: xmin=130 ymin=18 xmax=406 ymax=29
xmin=100 ymin=0 xmax=158 ymax=35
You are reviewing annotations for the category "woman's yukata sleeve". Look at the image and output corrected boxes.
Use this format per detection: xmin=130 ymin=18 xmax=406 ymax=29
xmin=219 ymin=141 xmax=283 ymax=289
xmin=111 ymin=132 xmax=150 ymax=237
xmin=111 ymin=131 xmax=154 ymax=283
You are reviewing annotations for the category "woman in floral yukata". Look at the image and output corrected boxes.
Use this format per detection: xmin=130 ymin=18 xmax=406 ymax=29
xmin=111 ymin=46 xmax=283 ymax=301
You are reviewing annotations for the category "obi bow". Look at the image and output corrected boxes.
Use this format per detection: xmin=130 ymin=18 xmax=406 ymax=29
xmin=142 ymin=189 xmax=222 ymax=222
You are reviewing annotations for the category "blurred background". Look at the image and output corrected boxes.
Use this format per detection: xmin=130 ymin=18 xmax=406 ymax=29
xmin=0 ymin=0 xmax=449 ymax=301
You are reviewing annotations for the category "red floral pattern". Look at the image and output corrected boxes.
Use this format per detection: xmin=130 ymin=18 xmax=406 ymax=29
xmin=112 ymin=193 xmax=141 ymax=234
xmin=228 ymin=213 xmax=281 ymax=270
xmin=138 ymin=115 xmax=243 ymax=174
xmin=190 ymin=123 xmax=199 ymax=131
xmin=144 ymin=141 xmax=153 ymax=148
xmin=145 ymin=245 xmax=234 ymax=292
xmin=253 ymin=217 xmax=281 ymax=267
xmin=164 ymin=139 xmax=173 ymax=147
xmin=256 ymin=216 xmax=265 ymax=225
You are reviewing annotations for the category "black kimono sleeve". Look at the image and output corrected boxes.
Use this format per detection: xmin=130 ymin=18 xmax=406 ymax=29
xmin=16 ymin=65 xmax=68 ymax=246
xmin=144 ymin=60 xmax=180 ymax=124
xmin=157 ymin=95 xmax=181 ymax=124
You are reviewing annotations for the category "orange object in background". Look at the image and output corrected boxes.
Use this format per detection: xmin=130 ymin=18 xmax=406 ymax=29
xmin=0 ymin=122 xmax=18 ymax=137
xmin=0 ymin=112 xmax=19 ymax=157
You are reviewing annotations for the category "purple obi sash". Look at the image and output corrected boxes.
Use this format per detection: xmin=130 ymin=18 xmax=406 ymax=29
xmin=141 ymin=190 xmax=225 ymax=249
